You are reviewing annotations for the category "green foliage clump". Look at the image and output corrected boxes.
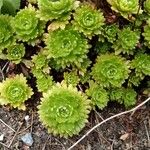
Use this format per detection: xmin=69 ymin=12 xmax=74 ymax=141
xmin=38 ymin=83 xmax=91 ymax=137
xmin=63 ymin=71 xmax=79 ymax=87
xmin=36 ymin=74 xmax=53 ymax=92
xmin=12 ymin=5 xmax=45 ymax=45
xmin=102 ymin=24 xmax=118 ymax=43
xmin=72 ymin=3 xmax=105 ymax=38
xmin=0 ymin=74 xmax=33 ymax=110
xmin=131 ymin=53 xmax=150 ymax=78
xmin=0 ymin=0 xmax=21 ymax=16
xmin=143 ymin=19 xmax=150 ymax=48
xmin=109 ymin=88 xmax=137 ymax=108
xmin=0 ymin=14 xmax=15 ymax=52
xmin=6 ymin=43 xmax=25 ymax=64
xmin=31 ymin=52 xmax=53 ymax=92
xmin=31 ymin=52 xmax=49 ymax=71
xmin=144 ymin=0 xmax=150 ymax=14
xmin=113 ymin=27 xmax=140 ymax=55
xmin=37 ymin=0 xmax=76 ymax=21
xmin=107 ymin=0 xmax=141 ymax=19
xmin=44 ymin=27 xmax=90 ymax=69
xmin=86 ymin=81 xmax=109 ymax=109
xmin=91 ymin=54 xmax=130 ymax=88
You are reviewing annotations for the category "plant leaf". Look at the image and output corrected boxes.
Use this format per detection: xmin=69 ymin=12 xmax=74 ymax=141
xmin=1 ymin=0 xmax=21 ymax=16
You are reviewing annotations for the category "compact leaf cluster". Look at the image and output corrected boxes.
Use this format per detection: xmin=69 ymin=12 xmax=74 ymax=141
xmin=0 ymin=0 xmax=150 ymax=138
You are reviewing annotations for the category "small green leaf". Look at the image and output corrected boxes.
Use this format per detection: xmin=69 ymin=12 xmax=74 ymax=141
xmin=1 ymin=0 xmax=21 ymax=16
xmin=0 ymin=0 xmax=3 ymax=13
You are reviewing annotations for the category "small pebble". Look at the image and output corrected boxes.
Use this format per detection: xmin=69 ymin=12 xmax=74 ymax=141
xmin=25 ymin=115 xmax=30 ymax=122
xmin=0 ymin=134 xmax=4 ymax=141
xmin=21 ymin=133 xmax=33 ymax=146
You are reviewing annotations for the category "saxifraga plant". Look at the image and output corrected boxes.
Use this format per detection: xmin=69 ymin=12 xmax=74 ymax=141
xmin=72 ymin=3 xmax=105 ymax=38
xmin=31 ymin=52 xmax=53 ymax=92
xmin=91 ymin=54 xmax=130 ymax=88
xmin=143 ymin=19 xmax=150 ymax=48
xmin=113 ymin=27 xmax=140 ymax=55
xmin=86 ymin=81 xmax=109 ymax=109
xmin=131 ymin=53 xmax=150 ymax=78
xmin=0 ymin=74 xmax=33 ymax=110
xmin=12 ymin=5 xmax=45 ymax=45
xmin=38 ymin=83 xmax=91 ymax=137
xmin=6 ymin=43 xmax=25 ymax=64
xmin=37 ymin=0 xmax=76 ymax=21
xmin=102 ymin=24 xmax=119 ymax=43
xmin=0 ymin=14 xmax=15 ymax=53
xmin=44 ymin=27 xmax=90 ymax=69
xmin=109 ymin=87 xmax=137 ymax=108
xmin=107 ymin=0 xmax=142 ymax=19
xmin=144 ymin=0 xmax=150 ymax=14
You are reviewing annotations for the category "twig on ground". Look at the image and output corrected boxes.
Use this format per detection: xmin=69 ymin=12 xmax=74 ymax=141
xmin=0 ymin=141 xmax=9 ymax=148
xmin=8 ymin=122 xmax=23 ymax=148
xmin=2 ymin=62 xmax=9 ymax=72
xmin=30 ymin=111 xmax=34 ymax=133
xmin=42 ymin=135 xmax=51 ymax=150
xmin=68 ymin=97 xmax=150 ymax=150
xmin=0 ymin=119 xmax=16 ymax=132
xmin=144 ymin=120 xmax=150 ymax=147
xmin=0 ymin=67 xmax=4 ymax=81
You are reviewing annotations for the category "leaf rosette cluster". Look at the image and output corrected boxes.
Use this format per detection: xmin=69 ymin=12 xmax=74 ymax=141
xmin=113 ymin=27 xmax=140 ymax=55
xmin=6 ymin=43 xmax=25 ymax=64
xmin=31 ymin=52 xmax=53 ymax=92
xmin=0 ymin=15 xmax=15 ymax=52
xmin=37 ymin=0 xmax=75 ymax=21
xmin=107 ymin=0 xmax=141 ymax=19
xmin=110 ymin=88 xmax=137 ymax=108
xmin=143 ymin=19 xmax=150 ymax=48
xmin=0 ymin=74 xmax=33 ymax=110
xmin=144 ymin=0 xmax=150 ymax=14
xmin=72 ymin=4 xmax=105 ymax=38
xmin=102 ymin=24 xmax=119 ymax=43
xmin=91 ymin=54 xmax=130 ymax=88
xmin=12 ymin=5 xmax=45 ymax=45
xmin=86 ymin=81 xmax=109 ymax=109
xmin=131 ymin=53 xmax=150 ymax=78
xmin=38 ymin=83 xmax=91 ymax=137
xmin=44 ymin=27 xmax=90 ymax=69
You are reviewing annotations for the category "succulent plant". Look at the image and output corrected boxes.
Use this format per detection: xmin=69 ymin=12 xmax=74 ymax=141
xmin=113 ymin=27 xmax=140 ymax=55
xmin=143 ymin=19 xmax=150 ymax=48
xmin=94 ymin=41 xmax=111 ymax=54
xmin=109 ymin=87 xmax=137 ymax=108
xmin=31 ymin=52 xmax=49 ymax=70
xmin=63 ymin=71 xmax=79 ymax=87
xmin=109 ymin=88 xmax=124 ymax=104
xmin=107 ymin=0 xmax=141 ymax=19
xmin=38 ymin=83 xmax=91 ymax=137
xmin=131 ymin=53 xmax=150 ymax=78
xmin=6 ymin=43 xmax=25 ymax=64
xmin=128 ymin=73 xmax=142 ymax=87
xmin=122 ymin=88 xmax=137 ymax=108
xmin=37 ymin=0 xmax=76 ymax=21
xmin=72 ymin=3 xmax=105 ymax=38
xmin=0 ymin=74 xmax=33 ymax=110
xmin=44 ymin=27 xmax=90 ymax=69
xmin=144 ymin=0 xmax=150 ymax=14
xmin=0 ymin=14 xmax=15 ymax=53
xmin=102 ymin=24 xmax=118 ymax=43
xmin=91 ymin=54 xmax=130 ymax=88
xmin=36 ymin=74 xmax=53 ymax=92
xmin=86 ymin=81 xmax=109 ymax=109
xmin=12 ymin=5 xmax=45 ymax=45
